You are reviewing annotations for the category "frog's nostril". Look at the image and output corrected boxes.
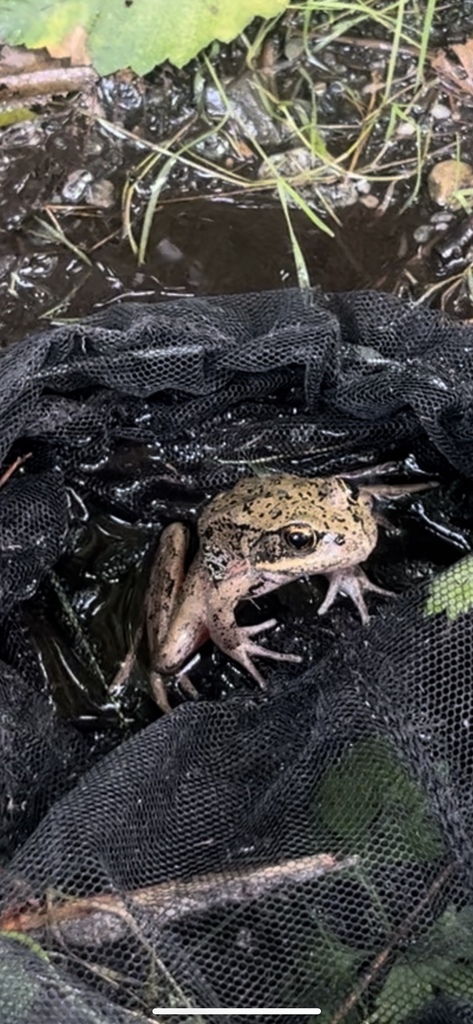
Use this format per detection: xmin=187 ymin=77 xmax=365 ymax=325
xmin=322 ymin=531 xmax=346 ymax=546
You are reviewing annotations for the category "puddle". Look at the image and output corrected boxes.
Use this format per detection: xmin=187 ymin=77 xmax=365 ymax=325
xmin=0 ymin=129 xmax=424 ymax=345
xmin=3 ymin=22 xmax=473 ymax=341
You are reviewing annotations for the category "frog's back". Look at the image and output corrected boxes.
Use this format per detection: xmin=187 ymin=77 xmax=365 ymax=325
xmin=202 ymin=472 xmax=361 ymax=531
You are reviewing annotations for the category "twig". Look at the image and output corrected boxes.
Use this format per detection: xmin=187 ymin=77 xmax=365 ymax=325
xmin=332 ymin=35 xmax=427 ymax=59
xmin=1 ymin=852 xmax=358 ymax=947
xmin=0 ymin=66 xmax=97 ymax=101
xmin=329 ymin=863 xmax=454 ymax=1024
xmin=0 ymin=453 xmax=31 ymax=488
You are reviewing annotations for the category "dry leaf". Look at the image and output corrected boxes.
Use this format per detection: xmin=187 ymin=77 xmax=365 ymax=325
xmin=451 ymin=40 xmax=473 ymax=82
xmin=431 ymin=39 xmax=473 ymax=97
xmin=46 ymin=25 xmax=91 ymax=67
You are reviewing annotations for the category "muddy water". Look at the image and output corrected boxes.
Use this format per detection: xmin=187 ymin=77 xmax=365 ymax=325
xmin=0 ymin=111 xmax=423 ymax=345
xmin=136 ymin=199 xmax=420 ymax=295
xmin=0 ymin=193 xmax=421 ymax=344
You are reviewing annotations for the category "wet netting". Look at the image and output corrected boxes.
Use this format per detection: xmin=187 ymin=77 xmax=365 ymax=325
xmin=2 ymin=288 xmax=473 ymax=1024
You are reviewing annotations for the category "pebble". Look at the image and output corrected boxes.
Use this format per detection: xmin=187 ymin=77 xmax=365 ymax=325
xmin=156 ymin=238 xmax=183 ymax=263
xmin=396 ymin=120 xmax=416 ymax=137
xmin=428 ymin=159 xmax=473 ymax=208
xmin=430 ymin=210 xmax=455 ymax=224
xmin=360 ymin=194 xmax=379 ymax=209
xmin=61 ymin=169 xmax=93 ymax=203
xmin=430 ymin=102 xmax=451 ymax=120
xmin=85 ymin=179 xmax=115 ymax=208
xmin=285 ymin=34 xmax=305 ymax=61
xmin=413 ymin=225 xmax=433 ymax=244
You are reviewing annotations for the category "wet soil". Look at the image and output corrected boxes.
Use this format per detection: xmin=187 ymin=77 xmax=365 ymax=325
xmin=3 ymin=10 xmax=473 ymax=343
xmin=0 ymin=114 xmax=423 ymax=345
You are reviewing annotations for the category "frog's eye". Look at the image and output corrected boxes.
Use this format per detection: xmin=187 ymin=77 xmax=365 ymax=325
xmin=283 ymin=525 xmax=316 ymax=551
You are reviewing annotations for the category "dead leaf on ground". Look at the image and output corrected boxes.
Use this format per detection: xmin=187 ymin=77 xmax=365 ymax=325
xmin=46 ymin=25 xmax=91 ymax=67
xmin=431 ymin=39 xmax=473 ymax=98
xmin=0 ymin=44 xmax=54 ymax=76
xmin=0 ymin=42 xmax=96 ymax=106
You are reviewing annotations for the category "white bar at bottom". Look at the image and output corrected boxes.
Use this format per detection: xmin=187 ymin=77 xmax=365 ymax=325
xmin=152 ymin=1010 xmax=321 ymax=1015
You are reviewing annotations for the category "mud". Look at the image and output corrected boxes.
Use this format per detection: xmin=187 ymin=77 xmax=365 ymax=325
xmin=0 ymin=113 xmax=433 ymax=346
xmin=2 ymin=17 xmax=473 ymax=342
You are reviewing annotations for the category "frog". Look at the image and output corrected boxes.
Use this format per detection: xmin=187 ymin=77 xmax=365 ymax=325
xmin=146 ymin=470 xmax=415 ymax=710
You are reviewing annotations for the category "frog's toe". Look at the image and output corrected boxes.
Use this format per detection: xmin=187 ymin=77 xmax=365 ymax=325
xmin=150 ymin=669 xmax=172 ymax=713
xmin=242 ymin=618 xmax=277 ymax=637
xmin=238 ymin=651 xmax=267 ymax=688
xmin=319 ymin=567 xmax=395 ymax=624
xmin=235 ymin=637 xmax=302 ymax=688
xmin=245 ymin=642 xmax=301 ymax=665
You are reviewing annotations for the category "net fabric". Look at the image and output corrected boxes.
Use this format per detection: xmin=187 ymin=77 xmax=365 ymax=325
xmin=0 ymin=288 xmax=473 ymax=1022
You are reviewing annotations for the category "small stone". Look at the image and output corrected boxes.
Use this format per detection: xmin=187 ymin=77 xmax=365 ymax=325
xmin=156 ymin=238 xmax=183 ymax=263
xmin=83 ymin=135 xmax=104 ymax=157
xmin=355 ymin=178 xmax=371 ymax=195
xmin=258 ymin=146 xmax=314 ymax=179
xmin=204 ymin=71 xmax=282 ymax=146
xmin=85 ymin=179 xmax=115 ymax=208
xmin=360 ymin=194 xmax=379 ymax=209
xmin=431 ymin=102 xmax=450 ymax=120
xmin=319 ymin=179 xmax=358 ymax=208
xmin=430 ymin=210 xmax=455 ymax=224
xmin=61 ymin=169 xmax=93 ymax=204
xmin=395 ymin=120 xmax=416 ymax=137
xmin=413 ymin=225 xmax=432 ymax=244
xmin=428 ymin=159 xmax=473 ymax=208
xmin=285 ymin=33 xmax=305 ymax=61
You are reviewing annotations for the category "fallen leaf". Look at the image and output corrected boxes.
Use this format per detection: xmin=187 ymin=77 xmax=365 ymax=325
xmin=451 ymin=40 xmax=473 ymax=82
xmin=47 ymin=25 xmax=91 ymax=66
xmin=1 ymin=0 xmax=290 ymax=76
xmin=431 ymin=40 xmax=473 ymax=97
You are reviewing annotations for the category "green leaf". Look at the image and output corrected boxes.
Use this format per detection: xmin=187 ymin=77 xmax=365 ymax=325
xmin=317 ymin=739 xmax=445 ymax=861
xmin=0 ymin=0 xmax=290 ymax=74
xmin=0 ymin=944 xmax=37 ymax=1024
xmin=376 ymin=958 xmax=473 ymax=1024
xmin=425 ymin=555 xmax=473 ymax=622
xmin=0 ymin=107 xmax=36 ymax=127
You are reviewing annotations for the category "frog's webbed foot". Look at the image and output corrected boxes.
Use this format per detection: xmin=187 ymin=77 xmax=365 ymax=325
xmin=225 ymin=619 xmax=302 ymax=689
xmin=318 ymin=567 xmax=395 ymax=625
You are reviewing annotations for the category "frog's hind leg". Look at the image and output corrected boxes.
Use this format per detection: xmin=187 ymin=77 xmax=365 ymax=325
xmin=319 ymin=566 xmax=395 ymax=625
xmin=147 ymin=522 xmax=192 ymax=713
xmin=147 ymin=522 xmax=190 ymax=652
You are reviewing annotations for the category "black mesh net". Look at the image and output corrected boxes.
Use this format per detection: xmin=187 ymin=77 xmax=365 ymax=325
xmin=1 ymin=287 xmax=473 ymax=1023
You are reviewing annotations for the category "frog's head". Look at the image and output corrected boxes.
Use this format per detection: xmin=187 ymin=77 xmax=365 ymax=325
xmin=199 ymin=472 xmax=378 ymax=579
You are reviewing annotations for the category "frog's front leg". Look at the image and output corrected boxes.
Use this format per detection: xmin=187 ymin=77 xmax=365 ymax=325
xmin=146 ymin=523 xmax=207 ymax=711
xmin=318 ymin=566 xmax=394 ymax=625
xmin=207 ymin=597 xmax=301 ymax=688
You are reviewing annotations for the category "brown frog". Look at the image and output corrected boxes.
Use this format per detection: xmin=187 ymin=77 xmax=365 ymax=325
xmin=146 ymin=471 xmax=408 ymax=710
